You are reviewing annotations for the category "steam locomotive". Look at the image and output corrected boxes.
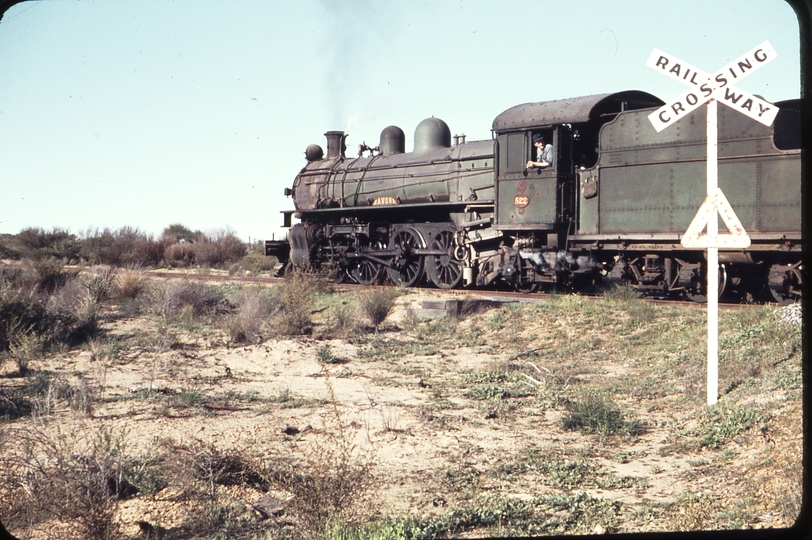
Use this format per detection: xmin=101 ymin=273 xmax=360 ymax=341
xmin=267 ymin=90 xmax=802 ymax=303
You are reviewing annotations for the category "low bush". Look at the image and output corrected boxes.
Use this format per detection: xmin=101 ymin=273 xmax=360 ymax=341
xmin=31 ymin=256 xmax=70 ymax=292
xmin=696 ymin=403 xmax=767 ymax=449
xmin=81 ymin=265 xmax=117 ymax=302
xmin=271 ymin=402 xmax=377 ymax=538
xmin=163 ymin=241 xmax=196 ymax=267
xmin=359 ymin=287 xmax=400 ymax=332
xmin=232 ymin=252 xmax=277 ymax=276
xmin=194 ymin=230 xmax=246 ymax=267
xmin=224 ymin=286 xmax=276 ymax=343
xmin=271 ymin=269 xmax=333 ymax=336
xmin=0 ymin=425 xmax=132 ymax=539
xmin=46 ymin=276 xmax=100 ymax=345
xmin=0 ymin=282 xmax=45 ymax=352
xmin=146 ymin=279 xmax=223 ymax=320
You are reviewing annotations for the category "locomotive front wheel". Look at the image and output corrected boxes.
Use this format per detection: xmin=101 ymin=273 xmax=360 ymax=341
xmin=426 ymin=229 xmax=462 ymax=289
xmin=387 ymin=228 xmax=424 ymax=287
xmin=333 ymin=266 xmax=355 ymax=284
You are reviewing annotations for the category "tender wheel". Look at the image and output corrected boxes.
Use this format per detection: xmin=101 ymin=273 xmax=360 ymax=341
xmin=513 ymin=280 xmax=541 ymax=294
xmin=351 ymin=239 xmax=385 ymax=285
xmin=426 ymin=229 xmax=463 ymax=289
xmin=768 ymin=263 xmax=802 ymax=305
xmin=387 ymin=228 xmax=424 ymax=287
xmin=684 ymin=263 xmax=728 ymax=303
xmin=512 ymin=258 xmax=541 ymax=293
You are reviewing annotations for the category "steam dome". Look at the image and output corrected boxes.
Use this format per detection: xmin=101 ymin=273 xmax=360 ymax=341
xmin=413 ymin=117 xmax=451 ymax=154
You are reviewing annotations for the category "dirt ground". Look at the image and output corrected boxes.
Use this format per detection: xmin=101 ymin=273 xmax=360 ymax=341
xmin=0 ymin=285 xmax=804 ymax=538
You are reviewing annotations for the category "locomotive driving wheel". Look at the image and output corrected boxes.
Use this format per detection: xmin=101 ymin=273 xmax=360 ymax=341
xmin=387 ymin=227 xmax=424 ymax=287
xmin=350 ymin=238 xmax=385 ymax=285
xmin=426 ymin=228 xmax=463 ymax=289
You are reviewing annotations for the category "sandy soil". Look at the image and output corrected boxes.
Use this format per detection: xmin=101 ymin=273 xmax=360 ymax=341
xmin=1 ymin=290 xmax=803 ymax=538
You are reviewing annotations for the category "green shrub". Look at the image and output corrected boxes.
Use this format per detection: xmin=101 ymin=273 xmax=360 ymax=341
xmin=234 ymin=252 xmax=276 ymax=275
xmin=162 ymin=223 xmax=199 ymax=244
xmin=80 ymin=227 xmax=139 ymax=266
xmin=316 ymin=344 xmax=342 ymax=364
xmin=271 ymin=269 xmax=334 ymax=336
xmin=15 ymin=227 xmax=81 ymax=262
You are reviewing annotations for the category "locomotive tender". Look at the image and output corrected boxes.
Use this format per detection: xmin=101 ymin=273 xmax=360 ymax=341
xmin=268 ymin=90 xmax=802 ymax=303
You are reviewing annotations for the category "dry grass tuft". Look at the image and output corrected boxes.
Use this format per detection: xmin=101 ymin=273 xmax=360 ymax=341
xmin=115 ymin=266 xmax=147 ymax=300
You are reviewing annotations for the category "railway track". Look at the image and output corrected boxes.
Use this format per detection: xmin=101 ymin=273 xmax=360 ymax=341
xmin=141 ymin=269 xmax=768 ymax=310
xmin=0 ymin=262 xmax=789 ymax=310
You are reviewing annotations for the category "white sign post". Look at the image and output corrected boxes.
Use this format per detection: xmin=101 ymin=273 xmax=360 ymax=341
xmin=647 ymin=42 xmax=777 ymax=406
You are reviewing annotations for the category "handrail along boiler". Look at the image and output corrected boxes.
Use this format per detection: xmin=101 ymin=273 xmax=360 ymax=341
xmin=267 ymin=90 xmax=802 ymax=303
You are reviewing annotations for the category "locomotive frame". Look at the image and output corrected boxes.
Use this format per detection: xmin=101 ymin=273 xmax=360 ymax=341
xmin=268 ymin=90 xmax=802 ymax=304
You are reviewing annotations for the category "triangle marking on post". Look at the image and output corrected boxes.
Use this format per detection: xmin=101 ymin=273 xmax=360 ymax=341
xmin=681 ymin=187 xmax=751 ymax=249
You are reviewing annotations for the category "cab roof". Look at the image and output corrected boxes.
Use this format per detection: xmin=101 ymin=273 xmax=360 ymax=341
xmin=492 ymin=90 xmax=664 ymax=132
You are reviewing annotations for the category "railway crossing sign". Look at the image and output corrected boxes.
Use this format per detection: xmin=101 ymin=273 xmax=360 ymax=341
xmin=647 ymin=41 xmax=777 ymax=406
xmin=647 ymin=41 xmax=778 ymax=132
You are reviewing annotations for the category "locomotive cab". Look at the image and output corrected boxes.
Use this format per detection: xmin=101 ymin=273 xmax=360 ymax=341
xmin=488 ymin=91 xmax=664 ymax=290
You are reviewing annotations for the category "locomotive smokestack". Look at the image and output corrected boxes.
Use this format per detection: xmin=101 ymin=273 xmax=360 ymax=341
xmin=325 ymin=131 xmax=347 ymax=159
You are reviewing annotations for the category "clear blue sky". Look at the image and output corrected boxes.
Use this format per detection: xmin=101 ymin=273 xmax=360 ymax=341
xmin=0 ymin=0 xmax=803 ymax=242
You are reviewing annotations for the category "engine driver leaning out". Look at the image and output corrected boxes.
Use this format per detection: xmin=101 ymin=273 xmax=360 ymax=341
xmin=526 ymin=134 xmax=554 ymax=169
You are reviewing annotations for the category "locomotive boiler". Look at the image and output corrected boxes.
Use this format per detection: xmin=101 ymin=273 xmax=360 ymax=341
xmin=268 ymin=90 xmax=802 ymax=303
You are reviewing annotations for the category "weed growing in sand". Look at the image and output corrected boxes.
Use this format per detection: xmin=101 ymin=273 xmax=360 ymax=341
xmin=317 ymin=344 xmax=340 ymax=364
xmin=270 ymin=377 xmax=378 ymax=539
xmin=562 ymin=387 xmax=640 ymax=438
xmin=694 ymin=403 xmax=768 ymax=449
